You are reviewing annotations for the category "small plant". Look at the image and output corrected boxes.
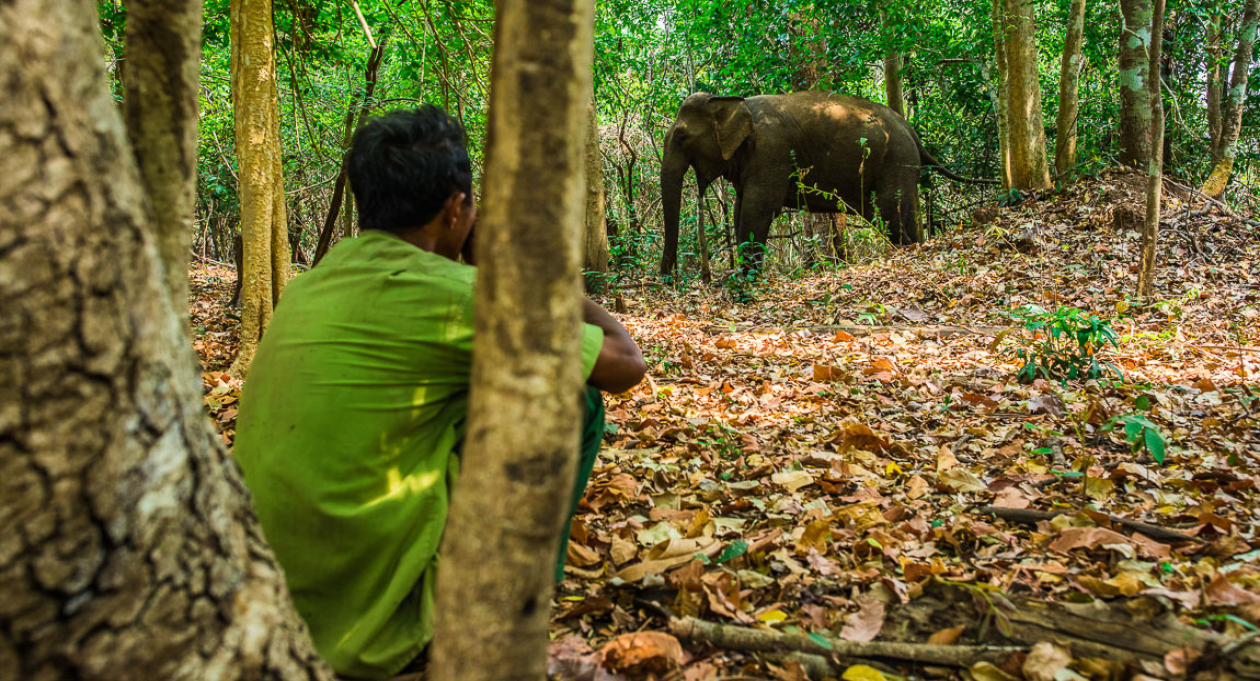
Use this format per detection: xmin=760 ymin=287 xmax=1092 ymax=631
xmin=1002 ymin=305 xmax=1123 ymax=383
xmin=1103 ymin=414 xmax=1168 ymax=465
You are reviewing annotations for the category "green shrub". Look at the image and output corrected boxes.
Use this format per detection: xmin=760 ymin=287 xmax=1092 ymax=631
xmin=1002 ymin=305 xmax=1123 ymax=383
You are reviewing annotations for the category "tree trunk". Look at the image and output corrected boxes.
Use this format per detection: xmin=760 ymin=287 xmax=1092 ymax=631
xmin=1139 ymin=0 xmax=1166 ymax=297
xmin=229 ymin=0 xmax=290 ymax=377
xmin=428 ymin=0 xmax=595 ymax=679
xmin=1118 ymin=0 xmax=1153 ymax=168
xmin=1207 ymin=17 xmax=1225 ymax=163
xmin=698 ymin=182 xmax=711 ymax=283
xmin=584 ymin=94 xmax=610 ymax=288
xmin=1000 ymin=0 xmax=1053 ymax=190
xmin=992 ymin=0 xmax=1015 ymax=188
xmin=1201 ymin=0 xmax=1260 ymax=199
xmin=311 ymin=41 xmax=387 ymax=266
xmin=880 ymin=9 xmax=905 ymax=117
xmin=1054 ymin=0 xmax=1086 ymax=177
xmin=122 ymin=0 xmax=203 ymax=312
xmin=0 ymin=2 xmax=331 ymax=679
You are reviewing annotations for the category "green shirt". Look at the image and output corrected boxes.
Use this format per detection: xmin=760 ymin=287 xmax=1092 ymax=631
xmin=234 ymin=230 xmax=603 ymax=679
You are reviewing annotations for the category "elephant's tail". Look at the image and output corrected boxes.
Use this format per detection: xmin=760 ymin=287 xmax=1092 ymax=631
xmin=916 ymin=139 xmax=1001 ymax=186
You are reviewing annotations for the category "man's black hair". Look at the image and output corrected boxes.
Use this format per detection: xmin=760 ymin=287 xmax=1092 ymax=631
xmin=347 ymin=106 xmax=473 ymax=234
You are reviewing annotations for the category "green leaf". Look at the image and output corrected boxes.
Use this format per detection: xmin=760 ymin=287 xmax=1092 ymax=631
xmin=715 ymin=540 xmax=748 ymax=564
xmin=807 ymin=632 xmax=834 ymax=650
xmin=1145 ymin=428 xmax=1166 ymax=465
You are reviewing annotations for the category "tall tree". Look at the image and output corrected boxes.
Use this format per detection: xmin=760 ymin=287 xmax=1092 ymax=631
xmin=584 ymin=95 xmax=611 ymax=288
xmin=1201 ymin=0 xmax=1260 ymax=199
xmin=997 ymin=0 xmax=1053 ymax=189
xmin=429 ymin=0 xmax=595 ymax=680
xmin=1118 ymin=0 xmax=1153 ymax=168
xmin=882 ymin=8 xmax=905 ymax=117
xmin=0 ymin=1 xmax=331 ymax=678
xmin=230 ymin=0 xmax=291 ymax=376
xmin=992 ymin=0 xmax=1015 ymax=188
xmin=1054 ymin=0 xmax=1087 ymax=177
xmin=1207 ymin=15 xmax=1225 ymax=163
xmin=122 ymin=0 xmax=203 ymax=310
xmin=1139 ymin=0 xmax=1166 ymax=296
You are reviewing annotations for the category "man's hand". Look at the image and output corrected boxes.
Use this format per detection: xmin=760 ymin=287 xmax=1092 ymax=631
xmin=460 ymin=222 xmax=476 ymax=265
xmin=583 ymin=298 xmax=646 ymax=394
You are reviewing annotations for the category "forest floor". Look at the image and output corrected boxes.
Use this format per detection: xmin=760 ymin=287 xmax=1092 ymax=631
xmin=191 ymin=168 xmax=1260 ymax=681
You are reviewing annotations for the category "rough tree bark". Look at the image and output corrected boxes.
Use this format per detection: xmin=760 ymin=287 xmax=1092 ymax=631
xmin=0 ymin=2 xmax=332 ymax=679
xmin=1054 ymin=0 xmax=1087 ymax=177
xmin=428 ymin=0 xmax=595 ymax=678
xmin=584 ymin=94 xmax=610 ymax=288
xmin=998 ymin=0 xmax=1053 ymax=190
xmin=230 ymin=0 xmax=290 ymax=377
xmin=1201 ymin=0 xmax=1260 ymax=199
xmin=1118 ymin=0 xmax=1153 ymax=168
xmin=992 ymin=0 xmax=1014 ymax=188
xmin=1138 ymin=0 xmax=1166 ymax=297
xmin=1206 ymin=16 xmax=1225 ymax=163
xmin=122 ymin=0 xmax=203 ymax=311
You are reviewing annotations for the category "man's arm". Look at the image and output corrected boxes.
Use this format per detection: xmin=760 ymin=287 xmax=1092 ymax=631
xmin=583 ymin=298 xmax=646 ymax=394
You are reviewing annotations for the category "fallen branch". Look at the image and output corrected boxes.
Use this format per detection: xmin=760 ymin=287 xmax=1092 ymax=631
xmin=976 ymin=505 xmax=1204 ymax=544
xmin=668 ymin=616 xmax=1023 ymax=667
xmin=705 ymin=324 xmax=1007 ymax=338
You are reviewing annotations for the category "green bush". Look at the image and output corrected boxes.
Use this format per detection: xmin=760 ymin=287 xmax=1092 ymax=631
xmin=1002 ymin=305 xmax=1123 ymax=383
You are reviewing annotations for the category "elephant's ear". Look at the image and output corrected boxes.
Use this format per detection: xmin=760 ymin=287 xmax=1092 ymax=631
xmin=708 ymin=96 xmax=752 ymax=161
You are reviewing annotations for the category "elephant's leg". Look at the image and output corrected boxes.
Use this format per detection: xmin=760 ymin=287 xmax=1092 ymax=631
xmin=735 ymin=188 xmax=783 ymax=274
xmin=875 ymin=174 xmax=920 ymax=245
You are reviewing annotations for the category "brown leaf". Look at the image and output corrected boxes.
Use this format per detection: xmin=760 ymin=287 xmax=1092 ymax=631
xmin=926 ymin=625 xmax=965 ymax=645
xmin=567 ymin=541 xmax=602 ymax=568
xmin=1021 ymin=641 xmax=1072 ymax=681
xmin=1048 ymin=527 xmax=1170 ymax=560
xmin=1205 ymin=574 xmax=1260 ymax=606
xmin=614 ymin=536 xmax=721 ymax=582
xmin=599 ymin=632 xmax=688 ymax=675
xmin=839 ymin=595 xmax=885 ymax=642
xmin=831 ymin=423 xmax=890 ymax=452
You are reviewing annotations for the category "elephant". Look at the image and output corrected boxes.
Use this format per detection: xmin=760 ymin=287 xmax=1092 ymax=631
xmin=660 ymin=90 xmax=995 ymax=274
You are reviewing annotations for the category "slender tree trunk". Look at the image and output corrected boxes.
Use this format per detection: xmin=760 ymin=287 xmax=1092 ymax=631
xmin=1201 ymin=0 xmax=1260 ymax=199
xmin=1054 ymin=0 xmax=1087 ymax=177
xmin=584 ymin=94 xmax=610 ymax=288
xmin=311 ymin=41 xmax=387 ymax=265
xmin=992 ymin=0 xmax=1015 ymax=188
xmin=0 ymin=2 xmax=331 ymax=679
xmin=1139 ymin=0 xmax=1166 ymax=297
xmin=698 ymin=183 xmax=711 ymax=283
xmin=1118 ymin=0 xmax=1153 ymax=168
xmin=1207 ymin=17 xmax=1225 ymax=163
xmin=1000 ymin=0 xmax=1053 ymax=190
xmin=428 ymin=0 xmax=595 ymax=678
xmin=122 ymin=0 xmax=203 ymax=311
xmin=230 ymin=0 xmax=290 ymax=377
xmin=881 ymin=9 xmax=905 ymax=116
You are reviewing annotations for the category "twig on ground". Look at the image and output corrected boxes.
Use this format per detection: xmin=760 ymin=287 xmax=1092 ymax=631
xmin=705 ymin=324 xmax=1007 ymax=338
xmin=976 ymin=505 xmax=1203 ymax=544
xmin=668 ymin=616 xmax=1024 ymax=667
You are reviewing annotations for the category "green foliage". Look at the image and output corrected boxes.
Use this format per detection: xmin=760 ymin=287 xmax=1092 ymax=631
xmin=1003 ymin=305 xmax=1123 ymax=383
xmin=1103 ymin=414 xmax=1168 ymax=465
xmin=91 ymin=0 xmax=1258 ymax=272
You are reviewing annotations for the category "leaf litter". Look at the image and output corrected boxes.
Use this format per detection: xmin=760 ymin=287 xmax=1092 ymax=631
xmin=191 ymin=170 xmax=1260 ymax=680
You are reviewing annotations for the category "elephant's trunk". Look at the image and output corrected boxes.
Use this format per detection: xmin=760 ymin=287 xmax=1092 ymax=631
xmin=660 ymin=147 xmax=689 ymax=276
